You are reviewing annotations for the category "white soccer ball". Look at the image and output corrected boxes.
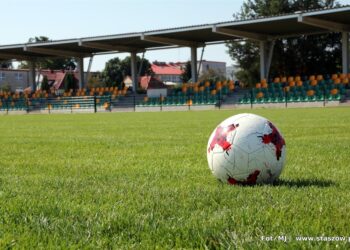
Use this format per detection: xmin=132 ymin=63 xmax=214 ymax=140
xmin=207 ymin=113 xmax=286 ymax=185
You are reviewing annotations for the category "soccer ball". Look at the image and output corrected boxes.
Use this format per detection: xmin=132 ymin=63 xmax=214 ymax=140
xmin=207 ymin=113 xmax=286 ymax=185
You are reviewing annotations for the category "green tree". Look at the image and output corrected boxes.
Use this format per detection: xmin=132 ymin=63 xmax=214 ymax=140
xmin=64 ymin=73 xmax=77 ymax=92
xmin=102 ymin=56 xmax=153 ymax=89
xmin=0 ymin=61 xmax=12 ymax=69
xmin=120 ymin=56 xmax=153 ymax=78
xmin=198 ymin=68 xmax=227 ymax=83
xmin=87 ymin=73 xmax=104 ymax=89
xmin=181 ymin=61 xmax=192 ymax=83
xmin=227 ymin=0 xmax=341 ymax=86
xmin=19 ymin=36 xmax=76 ymax=70
xmin=0 ymin=83 xmax=11 ymax=92
xmin=102 ymin=57 xmax=124 ymax=88
xmin=41 ymin=75 xmax=50 ymax=92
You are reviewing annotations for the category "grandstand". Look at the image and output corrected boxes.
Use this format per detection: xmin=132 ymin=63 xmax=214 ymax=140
xmin=0 ymin=6 xmax=349 ymax=113
xmin=0 ymin=71 xmax=348 ymax=114
xmin=240 ymin=73 xmax=349 ymax=104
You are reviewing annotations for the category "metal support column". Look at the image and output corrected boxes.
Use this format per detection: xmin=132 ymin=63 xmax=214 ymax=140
xmin=342 ymin=32 xmax=349 ymax=74
xmin=190 ymin=47 xmax=198 ymax=83
xmin=86 ymin=56 xmax=94 ymax=83
xmin=130 ymin=51 xmax=137 ymax=92
xmin=29 ymin=62 xmax=36 ymax=92
xmin=197 ymin=46 xmax=205 ymax=77
xmin=137 ymin=51 xmax=145 ymax=78
xmin=260 ymin=41 xmax=268 ymax=81
xmin=266 ymin=40 xmax=275 ymax=79
xmin=77 ymin=57 xmax=84 ymax=89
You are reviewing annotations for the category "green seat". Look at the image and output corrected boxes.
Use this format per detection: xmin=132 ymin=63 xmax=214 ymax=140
xmin=332 ymin=94 xmax=340 ymax=100
xmin=308 ymin=95 xmax=316 ymax=102
xmin=316 ymin=95 xmax=324 ymax=101
xmin=293 ymin=96 xmax=301 ymax=102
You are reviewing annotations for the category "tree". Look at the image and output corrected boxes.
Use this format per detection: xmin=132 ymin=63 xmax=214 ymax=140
xmin=102 ymin=56 xmax=153 ymax=89
xmin=227 ymin=0 xmax=341 ymax=86
xmin=181 ymin=61 xmax=192 ymax=83
xmin=102 ymin=57 xmax=124 ymax=88
xmin=37 ymin=58 xmax=76 ymax=70
xmin=120 ymin=56 xmax=153 ymax=77
xmin=19 ymin=36 xmax=76 ymax=70
xmin=0 ymin=61 xmax=12 ymax=69
xmin=64 ymin=73 xmax=78 ymax=92
xmin=41 ymin=75 xmax=50 ymax=92
xmin=198 ymin=68 xmax=226 ymax=83
xmin=87 ymin=73 xmax=104 ymax=89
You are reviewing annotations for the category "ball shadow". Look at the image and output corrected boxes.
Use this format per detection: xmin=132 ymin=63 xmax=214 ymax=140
xmin=272 ymin=178 xmax=335 ymax=188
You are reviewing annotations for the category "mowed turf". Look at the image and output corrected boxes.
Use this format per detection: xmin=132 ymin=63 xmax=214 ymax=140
xmin=0 ymin=108 xmax=350 ymax=249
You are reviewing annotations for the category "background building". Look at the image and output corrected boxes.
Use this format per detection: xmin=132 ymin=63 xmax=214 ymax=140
xmin=198 ymin=60 xmax=226 ymax=77
xmin=226 ymin=64 xmax=239 ymax=80
xmin=151 ymin=60 xmax=228 ymax=84
xmin=151 ymin=62 xmax=183 ymax=84
xmin=0 ymin=69 xmax=90 ymax=91
xmin=0 ymin=69 xmax=30 ymax=91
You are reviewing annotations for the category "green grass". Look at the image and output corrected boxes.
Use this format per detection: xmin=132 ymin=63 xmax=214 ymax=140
xmin=1 ymin=108 xmax=350 ymax=249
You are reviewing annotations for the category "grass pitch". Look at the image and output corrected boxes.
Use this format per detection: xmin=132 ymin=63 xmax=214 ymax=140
xmin=1 ymin=108 xmax=350 ymax=249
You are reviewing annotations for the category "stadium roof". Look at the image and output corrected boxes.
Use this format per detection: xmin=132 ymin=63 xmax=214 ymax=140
xmin=0 ymin=6 xmax=350 ymax=61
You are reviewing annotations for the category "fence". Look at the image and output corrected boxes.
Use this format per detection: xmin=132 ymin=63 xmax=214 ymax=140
xmin=222 ymin=86 xmax=344 ymax=108
xmin=0 ymin=91 xmax=344 ymax=115
xmin=0 ymin=95 xmax=223 ymax=114
xmin=1 ymin=96 xmax=110 ymax=114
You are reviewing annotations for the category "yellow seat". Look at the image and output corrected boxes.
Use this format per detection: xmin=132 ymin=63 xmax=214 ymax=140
xmin=316 ymin=75 xmax=323 ymax=81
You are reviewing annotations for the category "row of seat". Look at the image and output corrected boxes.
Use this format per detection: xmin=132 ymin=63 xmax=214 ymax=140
xmin=177 ymin=80 xmax=237 ymax=96
xmin=253 ymin=84 xmax=345 ymax=97
xmin=0 ymin=96 xmax=114 ymax=111
xmin=0 ymin=85 xmax=129 ymax=101
xmin=271 ymin=73 xmax=350 ymax=84
xmin=249 ymin=73 xmax=348 ymax=104
xmin=138 ymin=80 xmax=238 ymax=106
xmin=138 ymin=95 xmax=219 ymax=106
xmin=240 ymin=92 xmax=341 ymax=104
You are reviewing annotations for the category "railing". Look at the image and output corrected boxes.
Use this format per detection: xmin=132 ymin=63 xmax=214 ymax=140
xmin=0 ymin=94 xmax=220 ymax=114
xmin=222 ymin=87 xmax=343 ymax=108
xmin=0 ymin=90 xmax=344 ymax=115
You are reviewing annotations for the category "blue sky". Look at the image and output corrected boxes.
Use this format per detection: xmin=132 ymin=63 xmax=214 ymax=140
xmin=2 ymin=0 xmax=350 ymax=71
xmin=1 ymin=0 xmax=242 ymax=70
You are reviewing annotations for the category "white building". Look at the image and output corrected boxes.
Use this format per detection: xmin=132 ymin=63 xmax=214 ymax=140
xmin=226 ymin=64 xmax=240 ymax=80
xmin=0 ymin=69 xmax=30 ymax=91
xmin=198 ymin=60 xmax=226 ymax=77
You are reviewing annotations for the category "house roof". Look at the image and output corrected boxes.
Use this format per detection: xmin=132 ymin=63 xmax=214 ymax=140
xmin=140 ymin=76 xmax=166 ymax=89
xmin=39 ymin=70 xmax=67 ymax=89
xmin=38 ymin=70 xmax=80 ymax=90
xmin=152 ymin=64 xmax=183 ymax=75
xmin=52 ymin=72 xmax=66 ymax=90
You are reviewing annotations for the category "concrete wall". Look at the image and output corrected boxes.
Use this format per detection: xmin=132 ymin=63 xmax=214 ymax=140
xmin=135 ymin=104 xmax=218 ymax=112
xmin=221 ymin=101 xmax=341 ymax=110
xmin=147 ymin=88 xmax=167 ymax=98
xmin=1 ymin=101 xmax=345 ymax=115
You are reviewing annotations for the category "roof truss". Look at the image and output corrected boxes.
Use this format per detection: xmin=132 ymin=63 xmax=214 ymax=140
xmin=79 ymin=41 xmax=145 ymax=53
xmin=298 ymin=15 xmax=350 ymax=32
xmin=212 ymin=25 xmax=271 ymax=41
xmin=24 ymin=46 xmax=87 ymax=58
xmin=0 ymin=52 xmax=32 ymax=61
xmin=141 ymin=34 xmax=204 ymax=47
